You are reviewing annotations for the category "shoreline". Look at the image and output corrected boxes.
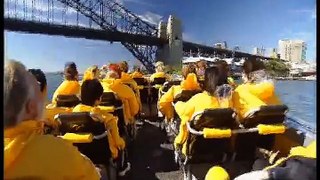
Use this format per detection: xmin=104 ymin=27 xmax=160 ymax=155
xmin=275 ymin=76 xmax=316 ymax=81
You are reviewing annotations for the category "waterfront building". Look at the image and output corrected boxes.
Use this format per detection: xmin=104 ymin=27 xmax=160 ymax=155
xmin=214 ymin=41 xmax=227 ymax=49
xmin=270 ymin=48 xmax=278 ymax=59
xmin=253 ymin=46 xmax=266 ymax=56
xmin=278 ymin=39 xmax=307 ymax=63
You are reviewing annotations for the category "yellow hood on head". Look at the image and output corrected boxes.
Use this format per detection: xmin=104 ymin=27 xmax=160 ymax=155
xmin=4 ymin=120 xmax=44 ymax=172
xmin=121 ymin=72 xmax=132 ymax=81
xmin=83 ymin=68 xmax=94 ymax=81
xmin=102 ymin=78 xmax=122 ymax=90
xmin=247 ymin=81 xmax=275 ymax=101
xmin=180 ymin=73 xmax=200 ymax=90
xmin=130 ymin=71 xmax=144 ymax=78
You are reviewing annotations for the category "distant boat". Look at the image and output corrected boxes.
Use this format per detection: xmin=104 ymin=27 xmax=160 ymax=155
xmin=304 ymin=75 xmax=316 ymax=81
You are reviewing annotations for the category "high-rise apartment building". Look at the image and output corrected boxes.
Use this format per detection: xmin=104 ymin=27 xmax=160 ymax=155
xmin=253 ymin=46 xmax=266 ymax=56
xmin=278 ymin=39 xmax=307 ymax=63
xmin=270 ymin=48 xmax=278 ymax=59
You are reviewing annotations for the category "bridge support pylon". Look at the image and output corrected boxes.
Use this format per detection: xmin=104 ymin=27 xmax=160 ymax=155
xmin=156 ymin=15 xmax=183 ymax=69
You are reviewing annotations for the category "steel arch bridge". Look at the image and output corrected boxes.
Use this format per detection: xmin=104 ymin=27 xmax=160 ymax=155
xmin=4 ymin=0 xmax=277 ymax=72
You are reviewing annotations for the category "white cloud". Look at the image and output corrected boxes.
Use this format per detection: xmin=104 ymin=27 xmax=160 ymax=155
xmin=182 ymin=32 xmax=203 ymax=44
xmin=279 ymin=29 xmax=314 ymax=43
xmin=289 ymin=7 xmax=316 ymax=20
xmin=115 ymin=0 xmax=125 ymax=5
xmin=311 ymin=9 xmax=316 ymax=19
xmin=137 ymin=11 xmax=162 ymax=25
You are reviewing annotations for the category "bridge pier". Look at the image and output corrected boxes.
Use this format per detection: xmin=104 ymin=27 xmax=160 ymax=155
xmin=156 ymin=15 xmax=183 ymax=69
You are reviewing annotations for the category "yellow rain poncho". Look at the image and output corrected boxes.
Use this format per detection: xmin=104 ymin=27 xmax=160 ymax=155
xmin=265 ymin=140 xmax=316 ymax=170
xmin=120 ymin=72 xmax=142 ymax=111
xmin=130 ymin=71 xmax=144 ymax=78
xmin=4 ymin=120 xmax=100 ymax=179
xmin=150 ymin=72 xmax=168 ymax=82
xmin=101 ymin=78 xmax=139 ymax=124
xmin=232 ymin=81 xmax=281 ymax=121
xmin=158 ymin=73 xmax=201 ymax=120
xmin=72 ymin=104 xmax=125 ymax=159
xmin=82 ymin=66 xmax=99 ymax=81
xmin=174 ymin=91 xmax=233 ymax=155
xmin=52 ymin=80 xmax=80 ymax=104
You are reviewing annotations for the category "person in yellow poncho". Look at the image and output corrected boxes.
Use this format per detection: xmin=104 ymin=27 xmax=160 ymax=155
xmin=119 ymin=61 xmax=142 ymax=112
xmin=215 ymin=60 xmax=237 ymax=88
xmin=72 ymin=79 xmax=125 ymax=160
xmin=4 ymin=60 xmax=100 ymax=179
xmin=101 ymin=65 xmax=139 ymax=125
xmin=196 ymin=60 xmax=207 ymax=80
xmin=82 ymin=65 xmax=100 ymax=81
xmin=232 ymin=58 xmax=282 ymax=122
xmin=29 ymin=69 xmax=62 ymax=129
xmin=52 ymin=62 xmax=80 ymax=104
xmin=131 ymin=66 xmax=144 ymax=78
xmin=150 ymin=61 xmax=169 ymax=82
xmin=174 ymin=66 xmax=233 ymax=155
xmin=234 ymin=141 xmax=316 ymax=180
xmin=158 ymin=63 xmax=201 ymax=122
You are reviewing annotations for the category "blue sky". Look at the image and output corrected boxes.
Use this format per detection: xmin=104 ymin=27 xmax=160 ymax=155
xmin=5 ymin=0 xmax=316 ymax=72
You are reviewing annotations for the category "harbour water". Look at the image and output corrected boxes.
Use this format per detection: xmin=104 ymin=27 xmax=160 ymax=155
xmin=46 ymin=73 xmax=316 ymax=132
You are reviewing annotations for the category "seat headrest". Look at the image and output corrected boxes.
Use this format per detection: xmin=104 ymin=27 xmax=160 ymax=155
xmin=55 ymin=112 xmax=105 ymax=135
xmin=133 ymin=78 xmax=147 ymax=86
xmin=243 ymin=105 xmax=288 ymax=128
xmin=100 ymin=92 xmax=122 ymax=107
xmin=56 ymin=95 xmax=80 ymax=107
xmin=173 ymin=90 xmax=202 ymax=102
xmin=191 ymin=108 xmax=236 ymax=130
xmin=152 ymin=77 xmax=166 ymax=85
xmin=162 ymin=80 xmax=181 ymax=92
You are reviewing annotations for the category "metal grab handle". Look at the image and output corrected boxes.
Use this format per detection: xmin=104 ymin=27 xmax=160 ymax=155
xmin=186 ymin=122 xmax=285 ymax=136
xmin=93 ymin=131 xmax=108 ymax=140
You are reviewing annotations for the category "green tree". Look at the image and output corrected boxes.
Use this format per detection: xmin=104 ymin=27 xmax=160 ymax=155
xmin=264 ymin=58 xmax=290 ymax=77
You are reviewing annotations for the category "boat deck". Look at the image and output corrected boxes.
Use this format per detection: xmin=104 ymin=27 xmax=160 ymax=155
xmin=121 ymin=120 xmax=182 ymax=180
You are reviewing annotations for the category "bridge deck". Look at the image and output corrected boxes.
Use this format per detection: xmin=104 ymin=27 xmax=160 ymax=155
xmin=5 ymin=18 xmax=168 ymax=46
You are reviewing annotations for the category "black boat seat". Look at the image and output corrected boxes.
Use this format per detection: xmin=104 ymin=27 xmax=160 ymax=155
xmin=151 ymin=77 xmax=166 ymax=85
xmin=179 ymin=107 xmax=287 ymax=179
xmin=133 ymin=77 xmax=147 ymax=86
xmin=167 ymin=89 xmax=202 ymax=135
xmin=234 ymin=105 xmax=288 ymax=161
xmin=56 ymin=95 xmax=80 ymax=107
xmin=175 ymin=108 xmax=236 ymax=180
xmin=173 ymin=90 xmax=202 ymax=103
xmin=242 ymin=105 xmax=289 ymax=128
xmin=177 ymin=108 xmax=237 ymax=165
xmin=100 ymin=92 xmax=122 ymax=107
xmin=99 ymin=92 xmax=127 ymax=137
xmin=54 ymin=112 xmax=111 ymax=165
xmin=161 ymin=80 xmax=181 ymax=93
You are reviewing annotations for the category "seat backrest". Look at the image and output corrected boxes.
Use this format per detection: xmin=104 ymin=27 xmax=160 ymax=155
xmin=242 ymin=105 xmax=288 ymax=128
xmin=133 ymin=77 xmax=147 ymax=86
xmin=234 ymin=105 xmax=288 ymax=161
xmin=152 ymin=77 xmax=166 ymax=85
xmin=100 ymin=92 xmax=116 ymax=106
xmin=56 ymin=95 xmax=80 ymax=107
xmin=186 ymin=108 xmax=236 ymax=164
xmin=55 ymin=112 xmax=106 ymax=135
xmin=173 ymin=90 xmax=202 ymax=103
xmin=56 ymin=112 xmax=111 ymax=165
xmin=161 ymin=80 xmax=181 ymax=92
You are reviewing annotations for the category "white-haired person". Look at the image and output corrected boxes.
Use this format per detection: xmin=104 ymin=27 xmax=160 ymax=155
xmin=4 ymin=60 xmax=101 ymax=179
xmin=149 ymin=61 xmax=170 ymax=82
